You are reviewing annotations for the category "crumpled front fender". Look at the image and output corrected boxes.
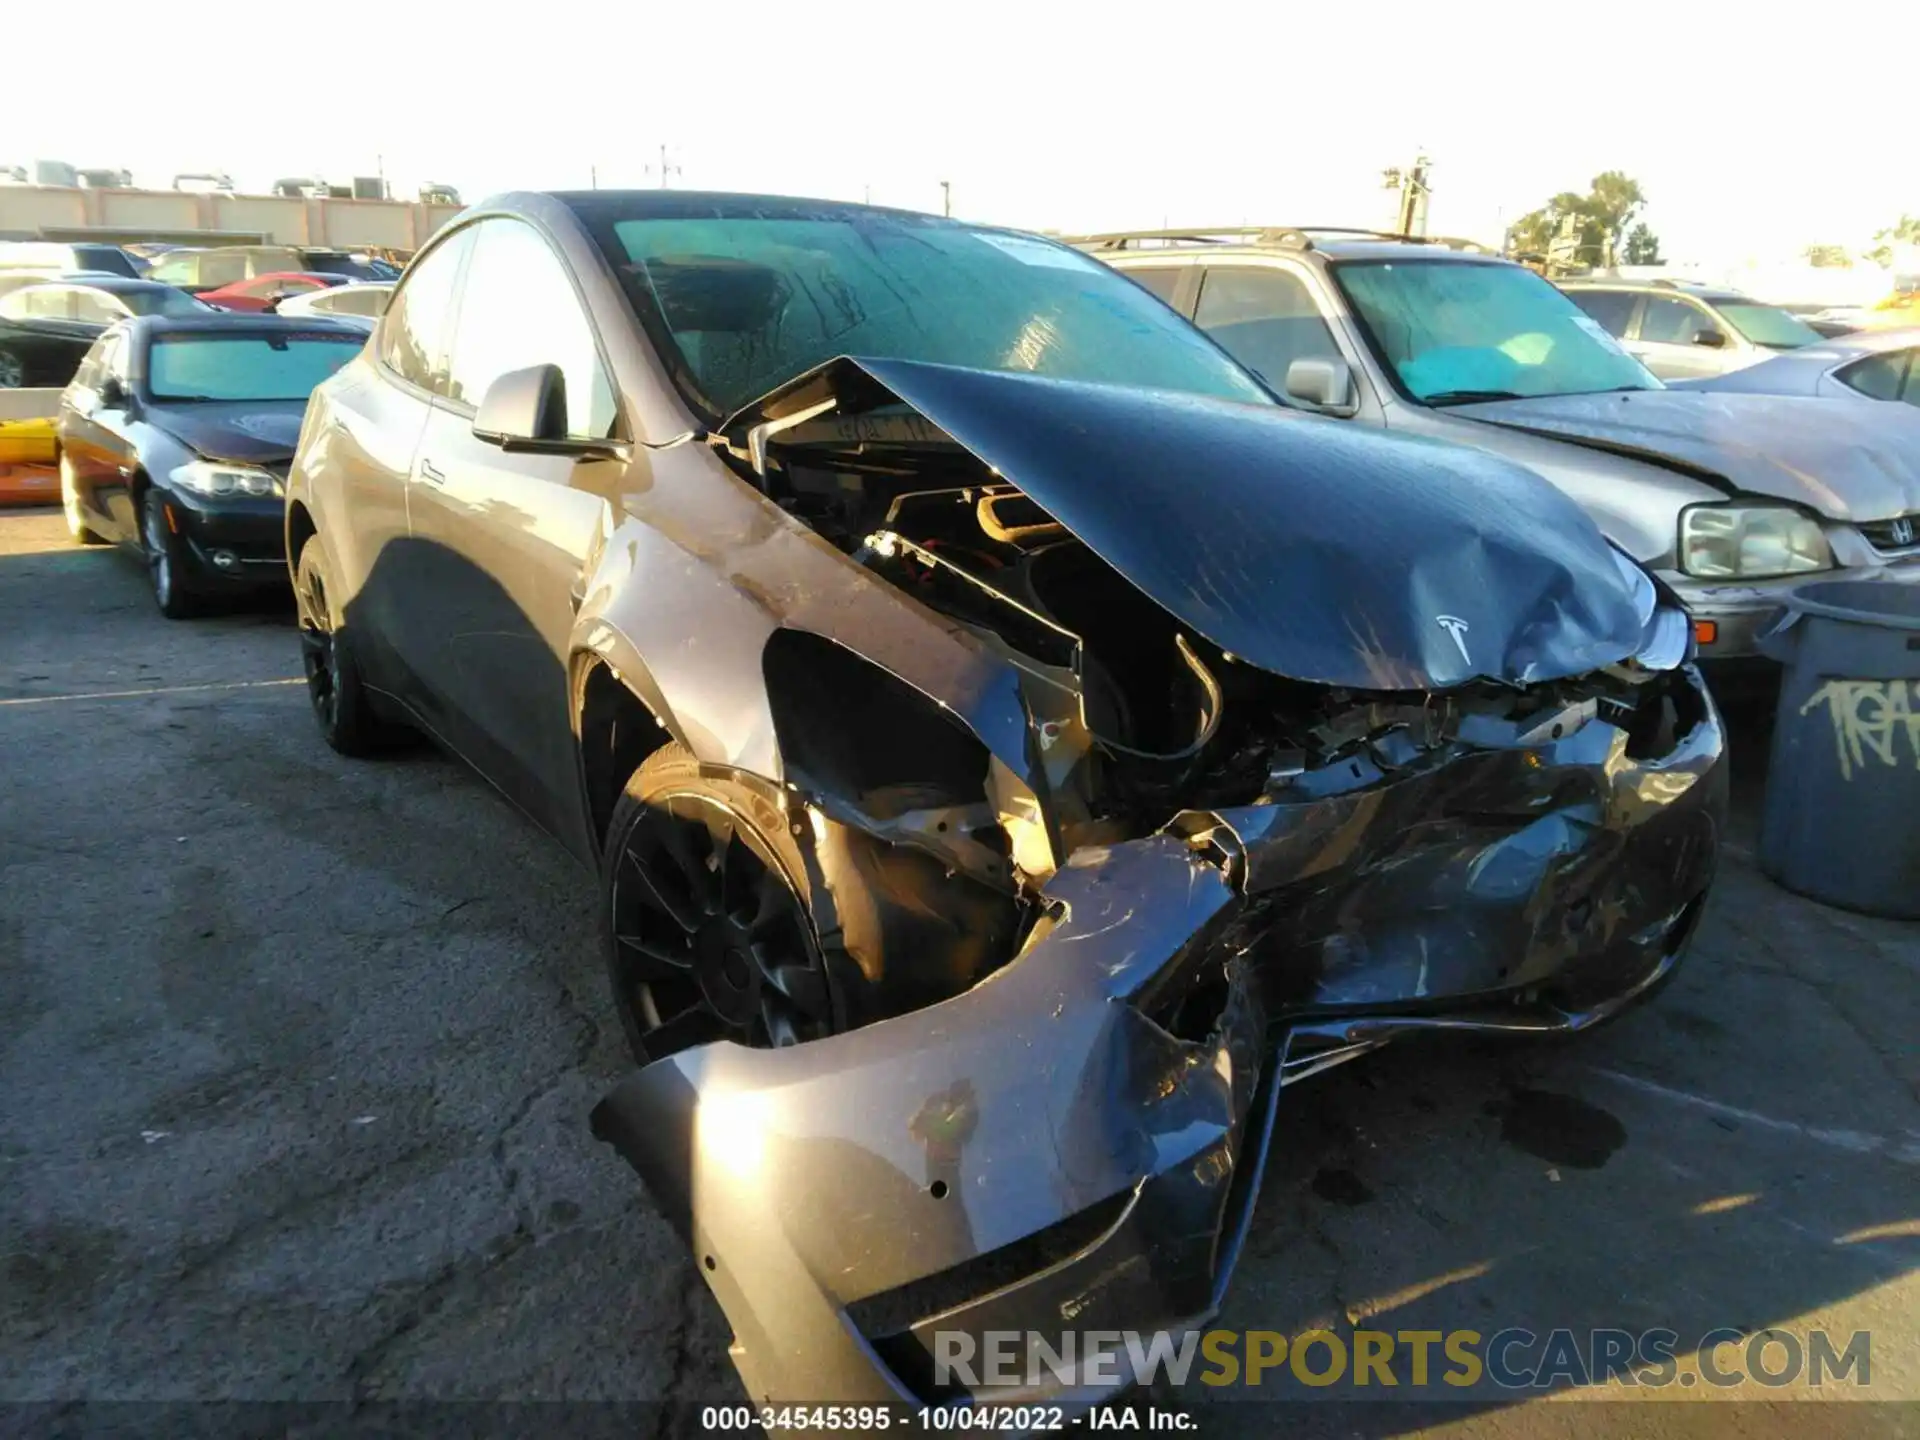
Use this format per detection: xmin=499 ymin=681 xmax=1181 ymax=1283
xmin=590 ymin=835 xmax=1270 ymax=1406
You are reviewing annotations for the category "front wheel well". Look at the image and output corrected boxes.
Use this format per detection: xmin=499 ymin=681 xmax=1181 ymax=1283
xmin=578 ymin=659 xmax=672 ymax=854
xmin=286 ymin=499 xmax=317 ymax=572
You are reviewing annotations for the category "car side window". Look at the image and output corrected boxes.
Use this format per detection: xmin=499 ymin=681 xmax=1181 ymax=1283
xmin=378 ymin=228 xmax=473 ymax=396
xmin=1124 ymin=268 xmax=1185 ymax=308
xmin=200 ymin=253 xmax=247 ymax=286
xmin=71 ymin=338 xmax=107 ymax=392
xmin=23 ymin=287 xmax=76 ymax=319
xmin=1192 ymin=266 xmax=1341 ymax=388
xmin=442 ymin=218 xmax=617 ymax=439
xmin=1567 ymin=290 xmax=1636 ymax=337
xmin=1639 ymin=296 xmax=1721 ymax=345
xmin=334 ymin=288 xmax=389 ymax=317
xmin=1837 ymin=351 xmax=1913 ymax=403
xmin=71 ymin=289 xmax=128 ymax=324
xmin=149 ymin=254 xmax=198 ymax=287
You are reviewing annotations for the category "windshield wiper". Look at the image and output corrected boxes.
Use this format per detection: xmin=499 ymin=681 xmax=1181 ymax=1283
xmin=1420 ymin=388 xmax=1524 ymax=407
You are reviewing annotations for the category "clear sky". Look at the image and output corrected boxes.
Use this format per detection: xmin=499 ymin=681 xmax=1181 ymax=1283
xmin=15 ymin=0 xmax=1909 ymax=267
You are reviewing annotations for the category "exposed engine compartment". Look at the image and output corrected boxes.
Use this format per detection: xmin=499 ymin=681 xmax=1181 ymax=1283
xmin=721 ymin=406 xmax=1692 ymax=874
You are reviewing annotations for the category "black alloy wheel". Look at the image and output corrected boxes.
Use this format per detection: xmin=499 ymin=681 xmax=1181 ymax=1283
xmin=142 ymin=489 xmax=196 ymax=618
xmin=606 ymin=746 xmax=841 ymax=1063
xmin=295 ymin=541 xmax=392 ymax=755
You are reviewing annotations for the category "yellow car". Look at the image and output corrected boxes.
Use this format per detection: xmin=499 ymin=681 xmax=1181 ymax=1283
xmin=0 ymin=415 xmax=56 ymax=464
xmin=0 ymin=415 xmax=58 ymax=504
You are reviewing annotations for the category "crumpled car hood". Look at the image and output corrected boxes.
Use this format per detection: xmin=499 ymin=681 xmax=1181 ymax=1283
xmin=1454 ymin=389 xmax=1920 ymax=523
xmin=741 ymin=358 xmax=1648 ymax=691
xmin=147 ymin=400 xmax=307 ymax=464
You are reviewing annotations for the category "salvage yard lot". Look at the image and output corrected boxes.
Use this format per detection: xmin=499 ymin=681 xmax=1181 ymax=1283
xmin=1 ymin=505 xmax=1915 ymax=1435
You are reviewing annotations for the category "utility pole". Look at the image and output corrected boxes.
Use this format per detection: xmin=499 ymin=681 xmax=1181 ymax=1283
xmin=940 ymin=180 xmax=951 ymax=217
xmin=653 ymin=144 xmax=682 ymax=189
xmin=590 ymin=165 xmax=598 ymax=190
xmin=1382 ymin=153 xmax=1432 ymax=237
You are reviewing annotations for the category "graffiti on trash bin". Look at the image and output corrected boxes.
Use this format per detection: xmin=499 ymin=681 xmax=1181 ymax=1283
xmin=1799 ymin=679 xmax=1920 ymax=780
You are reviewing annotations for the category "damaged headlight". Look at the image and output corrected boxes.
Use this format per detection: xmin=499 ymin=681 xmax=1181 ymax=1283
xmin=170 ymin=461 xmax=282 ymax=499
xmin=1679 ymin=504 xmax=1830 ymax=579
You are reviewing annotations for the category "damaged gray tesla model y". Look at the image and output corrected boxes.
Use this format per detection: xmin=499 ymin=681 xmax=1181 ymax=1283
xmin=284 ymin=191 xmax=1727 ymax=1412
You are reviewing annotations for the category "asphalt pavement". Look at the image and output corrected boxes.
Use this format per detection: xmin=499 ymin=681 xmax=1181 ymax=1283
xmin=1 ymin=506 xmax=1914 ymax=1439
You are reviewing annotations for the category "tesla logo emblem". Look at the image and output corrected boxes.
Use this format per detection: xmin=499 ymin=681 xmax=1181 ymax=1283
xmin=1436 ymin=615 xmax=1472 ymax=665
xmin=1891 ymin=518 xmax=1916 ymax=547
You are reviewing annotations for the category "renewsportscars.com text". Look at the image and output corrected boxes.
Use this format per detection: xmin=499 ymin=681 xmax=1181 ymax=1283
xmin=934 ymin=1326 xmax=1872 ymax=1393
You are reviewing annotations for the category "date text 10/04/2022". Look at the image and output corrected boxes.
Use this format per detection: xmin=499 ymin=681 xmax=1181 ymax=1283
xmin=699 ymin=1407 xmax=1194 ymax=1431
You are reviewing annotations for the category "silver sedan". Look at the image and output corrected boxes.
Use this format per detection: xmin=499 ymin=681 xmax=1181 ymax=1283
xmin=1672 ymin=327 xmax=1920 ymax=407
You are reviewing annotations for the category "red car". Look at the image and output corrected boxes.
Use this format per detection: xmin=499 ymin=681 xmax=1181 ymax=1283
xmin=195 ymin=271 xmax=346 ymax=313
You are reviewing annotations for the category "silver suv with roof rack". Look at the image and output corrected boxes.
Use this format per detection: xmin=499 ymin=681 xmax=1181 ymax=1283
xmin=1073 ymin=225 xmax=1920 ymax=663
xmin=1558 ymin=276 xmax=1826 ymax=380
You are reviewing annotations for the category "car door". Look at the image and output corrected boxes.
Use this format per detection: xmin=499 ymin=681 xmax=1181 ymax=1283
xmin=313 ymin=225 xmax=475 ymax=703
xmin=1631 ymin=295 xmax=1732 ymax=379
xmin=59 ymin=330 xmax=137 ymax=540
xmin=406 ymin=215 xmax=623 ymax=846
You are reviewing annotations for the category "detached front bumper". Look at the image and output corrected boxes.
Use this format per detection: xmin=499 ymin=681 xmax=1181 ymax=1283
xmin=592 ymin=669 xmax=1728 ymax=1411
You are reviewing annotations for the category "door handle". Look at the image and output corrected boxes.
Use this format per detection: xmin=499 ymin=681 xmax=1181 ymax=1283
xmin=418 ymin=459 xmax=446 ymax=486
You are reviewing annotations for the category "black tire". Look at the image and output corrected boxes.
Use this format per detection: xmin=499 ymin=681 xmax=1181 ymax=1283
xmin=294 ymin=540 xmax=400 ymax=756
xmin=602 ymin=742 xmax=1019 ymax=1064
xmin=0 ymin=347 xmax=24 ymax=389
xmin=59 ymin=453 xmax=107 ymax=545
xmin=141 ymin=489 xmax=199 ymax=619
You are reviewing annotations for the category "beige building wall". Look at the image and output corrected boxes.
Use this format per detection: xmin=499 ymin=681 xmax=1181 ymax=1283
xmin=1 ymin=186 xmax=461 ymax=250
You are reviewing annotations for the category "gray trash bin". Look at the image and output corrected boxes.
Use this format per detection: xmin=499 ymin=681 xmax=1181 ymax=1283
xmin=1757 ymin=579 xmax=1920 ymax=918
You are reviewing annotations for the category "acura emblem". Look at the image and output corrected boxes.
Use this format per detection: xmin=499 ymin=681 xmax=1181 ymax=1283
xmin=1436 ymin=615 xmax=1472 ymax=665
xmin=1891 ymin=517 xmax=1916 ymax=547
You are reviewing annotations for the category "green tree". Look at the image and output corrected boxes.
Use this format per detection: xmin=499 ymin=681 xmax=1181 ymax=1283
xmin=1803 ymin=244 xmax=1851 ymax=267
xmin=1583 ymin=171 xmax=1646 ymax=268
xmin=1624 ymin=224 xmax=1664 ymax=266
xmin=1506 ymin=173 xmax=1647 ymax=268
xmin=1867 ymin=215 xmax=1919 ymax=268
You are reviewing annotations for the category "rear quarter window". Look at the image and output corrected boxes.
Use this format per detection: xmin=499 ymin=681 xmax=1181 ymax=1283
xmin=1565 ymin=289 xmax=1636 ymax=336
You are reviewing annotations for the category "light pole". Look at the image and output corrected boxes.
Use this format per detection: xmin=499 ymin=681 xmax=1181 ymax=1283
xmin=940 ymin=180 xmax=951 ymax=217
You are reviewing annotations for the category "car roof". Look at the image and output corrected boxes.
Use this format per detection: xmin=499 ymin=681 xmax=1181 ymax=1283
xmin=1798 ymin=326 xmax=1920 ymax=359
xmin=126 ymin=312 xmax=368 ymax=337
xmin=549 ymin=188 xmax=947 ymax=226
xmin=1064 ymin=227 xmax=1504 ymax=265
xmin=1561 ymin=279 xmax=1751 ymax=303
xmin=30 ymin=276 xmax=187 ymax=296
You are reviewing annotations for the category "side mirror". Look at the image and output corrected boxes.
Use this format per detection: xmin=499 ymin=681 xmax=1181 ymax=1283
xmin=1283 ymin=356 xmax=1357 ymax=414
xmin=1691 ymin=329 xmax=1727 ymax=349
xmin=97 ymin=376 xmax=128 ymax=409
xmin=473 ymin=364 xmax=569 ymax=450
